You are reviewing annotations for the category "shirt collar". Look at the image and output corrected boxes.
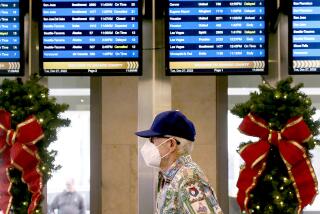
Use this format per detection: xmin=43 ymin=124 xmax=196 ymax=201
xmin=161 ymin=154 xmax=192 ymax=182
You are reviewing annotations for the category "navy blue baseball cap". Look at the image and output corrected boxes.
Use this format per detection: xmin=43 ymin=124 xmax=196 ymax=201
xmin=135 ymin=110 xmax=196 ymax=141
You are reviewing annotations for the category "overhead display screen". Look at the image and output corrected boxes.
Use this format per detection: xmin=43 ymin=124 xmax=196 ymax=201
xmin=0 ymin=0 xmax=23 ymax=76
xmin=40 ymin=0 xmax=142 ymax=76
xmin=290 ymin=0 xmax=320 ymax=74
xmin=166 ymin=0 xmax=267 ymax=75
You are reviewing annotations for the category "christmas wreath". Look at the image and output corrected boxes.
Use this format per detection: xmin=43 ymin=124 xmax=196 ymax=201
xmin=232 ymin=77 xmax=319 ymax=213
xmin=0 ymin=76 xmax=70 ymax=213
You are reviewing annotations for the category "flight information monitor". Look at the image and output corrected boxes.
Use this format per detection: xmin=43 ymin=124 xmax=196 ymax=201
xmin=290 ymin=1 xmax=320 ymax=74
xmin=40 ymin=0 xmax=142 ymax=76
xmin=0 ymin=0 xmax=23 ymax=76
xmin=166 ymin=0 xmax=267 ymax=75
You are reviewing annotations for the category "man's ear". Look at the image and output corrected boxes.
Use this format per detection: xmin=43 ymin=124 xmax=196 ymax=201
xmin=170 ymin=138 xmax=178 ymax=150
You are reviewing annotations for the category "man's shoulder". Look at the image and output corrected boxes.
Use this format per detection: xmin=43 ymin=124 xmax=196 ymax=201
xmin=71 ymin=191 xmax=84 ymax=199
xmin=57 ymin=191 xmax=83 ymax=198
xmin=52 ymin=191 xmax=67 ymax=202
xmin=57 ymin=191 xmax=68 ymax=197
xmin=175 ymin=160 xmax=208 ymax=184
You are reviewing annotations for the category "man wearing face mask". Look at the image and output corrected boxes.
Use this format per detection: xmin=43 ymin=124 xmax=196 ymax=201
xmin=136 ymin=110 xmax=223 ymax=214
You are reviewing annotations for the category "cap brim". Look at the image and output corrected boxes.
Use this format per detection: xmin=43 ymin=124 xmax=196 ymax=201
xmin=135 ymin=129 xmax=163 ymax=138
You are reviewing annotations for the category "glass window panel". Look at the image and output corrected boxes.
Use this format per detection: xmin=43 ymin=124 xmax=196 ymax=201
xmin=47 ymin=77 xmax=90 ymax=214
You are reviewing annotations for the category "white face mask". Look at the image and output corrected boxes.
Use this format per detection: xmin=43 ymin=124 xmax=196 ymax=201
xmin=140 ymin=138 xmax=172 ymax=168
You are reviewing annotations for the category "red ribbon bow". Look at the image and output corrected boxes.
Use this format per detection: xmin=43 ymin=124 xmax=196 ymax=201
xmin=0 ymin=110 xmax=44 ymax=214
xmin=237 ymin=113 xmax=318 ymax=213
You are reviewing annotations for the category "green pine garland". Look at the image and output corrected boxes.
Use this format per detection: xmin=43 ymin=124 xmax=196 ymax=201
xmin=0 ymin=75 xmax=70 ymax=213
xmin=231 ymin=77 xmax=320 ymax=213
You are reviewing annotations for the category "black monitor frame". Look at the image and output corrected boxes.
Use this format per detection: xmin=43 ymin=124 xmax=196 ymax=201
xmin=38 ymin=0 xmax=143 ymax=76
xmin=165 ymin=0 xmax=269 ymax=76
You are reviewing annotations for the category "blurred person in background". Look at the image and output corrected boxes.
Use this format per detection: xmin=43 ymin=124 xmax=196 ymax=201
xmin=49 ymin=178 xmax=85 ymax=214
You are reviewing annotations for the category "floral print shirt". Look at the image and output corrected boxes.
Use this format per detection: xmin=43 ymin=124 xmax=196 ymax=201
xmin=156 ymin=154 xmax=223 ymax=214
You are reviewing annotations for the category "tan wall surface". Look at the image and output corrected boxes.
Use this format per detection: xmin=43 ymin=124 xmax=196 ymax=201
xmin=101 ymin=77 xmax=138 ymax=214
xmin=171 ymin=76 xmax=218 ymax=189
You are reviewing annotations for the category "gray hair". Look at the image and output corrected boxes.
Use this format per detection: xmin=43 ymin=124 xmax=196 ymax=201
xmin=165 ymin=135 xmax=194 ymax=155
